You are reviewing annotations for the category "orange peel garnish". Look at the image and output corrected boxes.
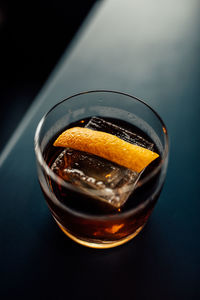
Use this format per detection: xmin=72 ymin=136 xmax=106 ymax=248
xmin=53 ymin=127 xmax=159 ymax=173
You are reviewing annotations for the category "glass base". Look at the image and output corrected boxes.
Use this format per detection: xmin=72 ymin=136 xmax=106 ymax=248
xmin=55 ymin=219 xmax=145 ymax=249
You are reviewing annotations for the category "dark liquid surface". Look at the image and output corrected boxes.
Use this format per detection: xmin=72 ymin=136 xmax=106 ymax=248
xmin=44 ymin=117 xmax=161 ymax=216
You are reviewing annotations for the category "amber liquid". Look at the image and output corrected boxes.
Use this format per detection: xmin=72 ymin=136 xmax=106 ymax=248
xmin=42 ymin=117 xmax=162 ymax=248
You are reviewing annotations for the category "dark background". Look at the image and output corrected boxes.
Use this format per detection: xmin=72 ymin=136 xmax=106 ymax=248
xmin=1 ymin=1 xmax=200 ymax=299
xmin=0 ymin=0 xmax=97 ymax=151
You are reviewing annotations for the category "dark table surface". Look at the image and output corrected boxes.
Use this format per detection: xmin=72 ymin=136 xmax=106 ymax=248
xmin=1 ymin=0 xmax=200 ymax=299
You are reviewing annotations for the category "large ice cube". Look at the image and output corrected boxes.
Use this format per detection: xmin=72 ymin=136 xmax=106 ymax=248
xmin=51 ymin=117 xmax=153 ymax=209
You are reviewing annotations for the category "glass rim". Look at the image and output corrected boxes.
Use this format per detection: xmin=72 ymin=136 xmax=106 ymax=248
xmin=34 ymin=90 xmax=169 ymax=220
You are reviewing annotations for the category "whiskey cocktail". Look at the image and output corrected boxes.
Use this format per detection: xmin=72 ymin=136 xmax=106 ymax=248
xmin=35 ymin=91 xmax=168 ymax=248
